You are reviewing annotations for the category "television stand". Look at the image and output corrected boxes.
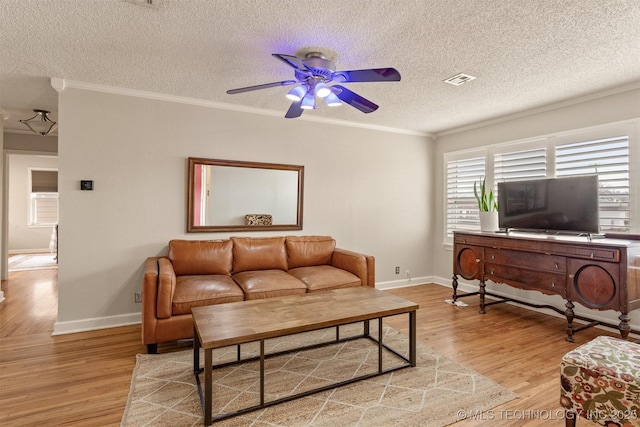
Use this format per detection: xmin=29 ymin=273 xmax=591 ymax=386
xmin=452 ymin=231 xmax=640 ymax=342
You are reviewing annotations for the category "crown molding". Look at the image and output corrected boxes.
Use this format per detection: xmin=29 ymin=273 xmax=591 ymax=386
xmin=52 ymin=78 xmax=432 ymax=138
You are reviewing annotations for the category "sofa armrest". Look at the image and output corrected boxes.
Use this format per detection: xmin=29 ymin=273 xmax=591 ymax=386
xmin=156 ymin=257 xmax=177 ymax=319
xmin=331 ymin=248 xmax=375 ymax=287
xmin=142 ymin=257 xmax=160 ymax=345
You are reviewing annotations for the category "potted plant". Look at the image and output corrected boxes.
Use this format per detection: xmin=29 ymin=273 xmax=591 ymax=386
xmin=474 ymin=177 xmax=499 ymax=232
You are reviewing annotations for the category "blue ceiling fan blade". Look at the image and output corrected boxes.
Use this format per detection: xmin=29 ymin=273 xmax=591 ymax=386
xmin=332 ymin=68 xmax=401 ymax=83
xmin=227 ymin=80 xmax=298 ymax=94
xmin=272 ymin=54 xmax=313 ymax=74
xmin=285 ymin=101 xmax=304 ymax=118
xmin=331 ymin=85 xmax=379 ymax=113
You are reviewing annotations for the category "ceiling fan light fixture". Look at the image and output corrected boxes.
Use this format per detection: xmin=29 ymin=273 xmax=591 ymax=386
xmin=227 ymin=51 xmax=401 ymax=118
xmin=20 ymin=109 xmax=57 ymax=136
xmin=286 ymin=85 xmax=307 ymax=101
xmin=324 ymin=92 xmax=342 ymax=107
xmin=300 ymin=91 xmax=316 ymax=109
xmin=315 ymin=82 xmax=331 ymax=98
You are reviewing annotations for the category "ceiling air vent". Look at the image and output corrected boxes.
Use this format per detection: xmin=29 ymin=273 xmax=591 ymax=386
xmin=443 ymin=73 xmax=476 ymax=86
xmin=124 ymin=0 xmax=160 ymax=8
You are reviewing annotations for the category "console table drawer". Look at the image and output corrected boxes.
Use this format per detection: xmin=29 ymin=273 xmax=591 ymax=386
xmin=569 ymin=247 xmax=620 ymax=262
xmin=454 ymin=234 xmax=486 ymax=246
xmin=485 ymin=263 xmax=566 ymax=296
xmin=485 ymin=248 xmax=565 ymax=273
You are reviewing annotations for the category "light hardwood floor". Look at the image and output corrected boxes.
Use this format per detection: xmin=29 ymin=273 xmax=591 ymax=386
xmin=0 ymin=268 xmax=616 ymax=426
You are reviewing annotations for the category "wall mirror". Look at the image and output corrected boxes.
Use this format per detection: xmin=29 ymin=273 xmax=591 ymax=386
xmin=187 ymin=157 xmax=304 ymax=232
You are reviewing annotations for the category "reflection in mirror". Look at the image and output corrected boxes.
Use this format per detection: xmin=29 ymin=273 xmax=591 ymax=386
xmin=188 ymin=158 xmax=304 ymax=232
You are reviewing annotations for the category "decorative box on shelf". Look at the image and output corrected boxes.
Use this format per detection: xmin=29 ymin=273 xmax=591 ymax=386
xmin=244 ymin=214 xmax=273 ymax=226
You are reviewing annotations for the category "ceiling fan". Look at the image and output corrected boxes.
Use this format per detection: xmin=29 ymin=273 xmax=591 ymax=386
xmin=226 ymin=52 xmax=401 ymax=118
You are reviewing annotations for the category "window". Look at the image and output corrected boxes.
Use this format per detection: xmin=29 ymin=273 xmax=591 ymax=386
xmin=444 ymin=122 xmax=636 ymax=240
xmin=30 ymin=169 xmax=58 ymax=226
xmin=555 ymin=135 xmax=630 ymax=233
xmin=445 ymin=153 xmax=485 ymax=234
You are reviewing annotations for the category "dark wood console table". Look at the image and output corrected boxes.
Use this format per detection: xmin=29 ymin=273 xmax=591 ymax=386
xmin=452 ymin=231 xmax=640 ymax=341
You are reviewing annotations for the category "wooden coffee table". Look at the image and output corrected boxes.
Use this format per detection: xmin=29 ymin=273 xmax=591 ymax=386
xmin=192 ymin=286 xmax=418 ymax=425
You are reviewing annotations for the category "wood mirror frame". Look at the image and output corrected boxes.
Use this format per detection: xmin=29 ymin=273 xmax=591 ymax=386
xmin=187 ymin=157 xmax=304 ymax=232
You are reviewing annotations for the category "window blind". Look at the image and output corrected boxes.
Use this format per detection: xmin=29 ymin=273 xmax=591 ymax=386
xmin=32 ymin=194 xmax=59 ymax=225
xmin=556 ymin=135 xmax=630 ymax=233
xmin=446 ymin=156 xmax=485 ymax=236
xmin=494 ymin=147 xmax=547 ymax=183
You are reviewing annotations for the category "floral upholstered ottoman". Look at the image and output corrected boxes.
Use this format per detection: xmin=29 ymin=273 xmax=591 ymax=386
xmin=560 ymin=336 xmax=640 ymax=427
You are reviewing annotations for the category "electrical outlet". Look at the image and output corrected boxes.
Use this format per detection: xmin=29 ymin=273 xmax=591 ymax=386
xmin=395 ymin=266 xmax=400 ymax=274
xmin=134 ymin=292 xmax=142 ymax=303
xmin=405 ymin=270 xmax=410 ymax=279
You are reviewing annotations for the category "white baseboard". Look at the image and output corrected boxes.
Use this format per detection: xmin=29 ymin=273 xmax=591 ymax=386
xmin=375 ymin=275 xmax=436 ymax=290
xmin=52 ymin=312 xmax=141 ymax=336
xmin=9 ymin=249 xmax=52 ymax=254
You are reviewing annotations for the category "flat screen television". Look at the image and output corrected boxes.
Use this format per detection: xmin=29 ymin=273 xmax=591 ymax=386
xmin=497 ymin=175 xmax=599 ymax=234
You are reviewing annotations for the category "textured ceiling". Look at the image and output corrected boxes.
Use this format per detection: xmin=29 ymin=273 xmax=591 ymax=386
xmin=1 ymin=0 xmax=639 ymax=136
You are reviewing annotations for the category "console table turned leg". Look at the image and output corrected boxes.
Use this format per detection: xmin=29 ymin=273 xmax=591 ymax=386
xmin=479 ymin=280 xmax=486 ymax=314
xmin=451 ymin=275 xmax=459 ymax=302
xmin=565 ymin=301 xmax=575 ymax=343
xmin=619 ymin=313 xmax=631 ymax=340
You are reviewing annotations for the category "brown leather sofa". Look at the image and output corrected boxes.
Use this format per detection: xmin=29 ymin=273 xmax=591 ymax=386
xmin=142 ymin=235 xmax=375 ymax=353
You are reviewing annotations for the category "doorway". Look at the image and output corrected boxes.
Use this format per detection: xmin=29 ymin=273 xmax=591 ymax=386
xmin=4 ymin=152 xmax=59 ymax=278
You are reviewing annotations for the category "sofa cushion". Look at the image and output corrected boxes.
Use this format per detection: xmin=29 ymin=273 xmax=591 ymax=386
xmin=288 ymin=265 xmax=361 ymax=292
xmin=231 ymin=237 xmax=288 ymax=273
xmin=172 ymin=275 xmax=244 ymax=316
xmin=286 ymin=235 xmax=335 ymax=269
xmin=233 ymin=269 xmax=307 ymax=300
xmin=168 ymin=239 xmax=232 ymax=276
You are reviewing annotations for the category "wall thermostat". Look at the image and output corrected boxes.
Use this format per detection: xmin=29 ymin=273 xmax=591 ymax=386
xmin=80 ymin=180 xmax=94 ymax=191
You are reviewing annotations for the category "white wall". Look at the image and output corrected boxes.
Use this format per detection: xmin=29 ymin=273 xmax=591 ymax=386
xmin=54 ymin=85 xmax=433 ymax=332
xmin=7 ymin=154 xmax=58 ymax=252
xmin=432 ymin=86 xmax=640 ymax=329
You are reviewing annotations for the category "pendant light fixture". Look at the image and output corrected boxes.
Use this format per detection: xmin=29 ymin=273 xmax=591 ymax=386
xmin=20 ymin=109 xmax=57 ymax=136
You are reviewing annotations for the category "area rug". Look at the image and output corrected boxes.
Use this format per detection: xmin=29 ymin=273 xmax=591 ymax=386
xmin=8 ymin=253 xmax=57 ymax=271
xmin=122 ymin=324 xmax=517 ymax=426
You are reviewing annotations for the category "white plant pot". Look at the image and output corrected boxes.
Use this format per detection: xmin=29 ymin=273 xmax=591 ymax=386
xmin=479 ymin=211 xmax=499 ymax=232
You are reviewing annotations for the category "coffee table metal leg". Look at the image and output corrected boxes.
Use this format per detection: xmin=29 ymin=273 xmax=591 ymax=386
xmin=193 ymin=327 xmax=200 ymax=374
xmin=378 ymin=317 xmax=383 ymax=373
xmin=205 ymin=349 xmax=212 ymax=426
xmin=409 ymin=310 xmax=416 ymax=367
xmin=260 ymin=340 xmax=265 ymax=406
